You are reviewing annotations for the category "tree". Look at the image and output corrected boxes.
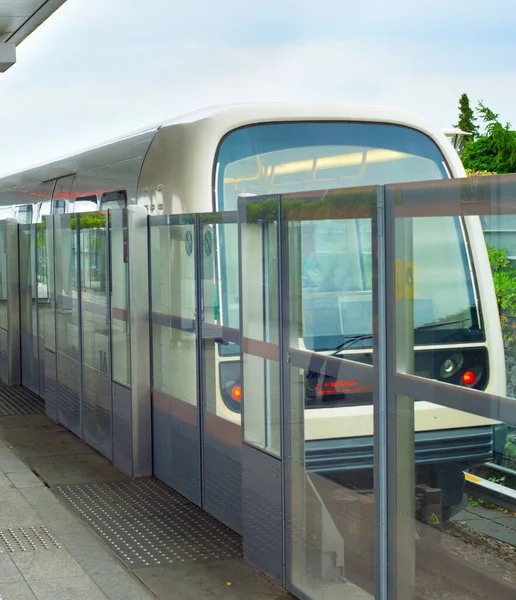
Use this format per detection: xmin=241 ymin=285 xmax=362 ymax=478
xmin=460 ymin=100 xmax=516 ymax=174
xmin=454 ymin=93 xmax=478 ymax=140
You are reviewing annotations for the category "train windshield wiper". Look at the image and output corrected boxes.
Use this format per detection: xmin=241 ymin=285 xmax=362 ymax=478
xmin=332 ymin=319 xmax=468 ymax=354
xmin=333 ymin=334 xmax=373 ymax=354
xmin=415 ymin=318 xmax=467 ymax=331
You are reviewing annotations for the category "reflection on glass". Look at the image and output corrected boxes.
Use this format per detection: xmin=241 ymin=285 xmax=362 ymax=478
xmin=391 ymin=176 xmax=516 ymax=599
xmin=151 ymin=224 xmax=196 ymax=401
xmin=286 ymin=209 xmax=375 ymax=599
xmin=201 ymin=219 xmax=242 ymax=534
xmin=37 ymin=216 xmax=56 ymax=407
xmin=202 ymin=223 xmax=242 ymax=421
xmin=110 ymin=210 xmax=131 ymax=387
xmin=0 ymin=222 xmax=8 ymax=332
xmin=19 ymin=225 xmax=39 ymax=394
xmin=80 ymin=212 xmax=112 ymax=459
xmin=150 ymin=222 xmax=200 ymax=504
xmin=241 ymin=217 xmax=281 ymax=455
xmin=55 ymin=214 xmax=81 ymax=435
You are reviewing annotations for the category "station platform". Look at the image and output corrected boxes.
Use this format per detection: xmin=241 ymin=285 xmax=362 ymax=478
xmin=0 ymin=382 xmax=291 ymax=600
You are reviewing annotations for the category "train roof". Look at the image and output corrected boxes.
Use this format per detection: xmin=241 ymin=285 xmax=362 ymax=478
xmin=0 ymin=102 xmax=447 ymax=192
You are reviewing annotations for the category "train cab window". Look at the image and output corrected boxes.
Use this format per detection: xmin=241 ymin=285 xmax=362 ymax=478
xmin=216 ymin=122 xmax=448 ymax=211
xmin=73 ymin=195 xmax=98 ymax=213
xmin=100 ymin=190 xmax=127 ymax=210
xmin=215 ymin=122 xmax=483 ymax=356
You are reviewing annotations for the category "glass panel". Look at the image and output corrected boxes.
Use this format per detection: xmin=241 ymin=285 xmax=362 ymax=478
xmin=282 ymin=189 xmax=376 ymax=600
xmin=150 ymin=219 xmax=200 ymax=505
xmin=37 ymin=216 xmax=56 ymax=411
xmin=201 ymin=217 xmax=242 ymax=533
xmin=110 ymin=210 xmax=130 ymax=387
xmin=19 ymin=224 xmax=39 ymax=395
xmin=0 ymin=221 xmax=8 ymax=332
xmin=0 ymin=221 xmax=8 ymax=381
xmin=55 ymin=213 xmax=81 ymax=435
xmin=80 ymin=212 xmax=112 ymax=459
xmin=240 ymin=203 xmax=281 ymax=456
xmin=389 ymin=174 xmax=516 ymax=599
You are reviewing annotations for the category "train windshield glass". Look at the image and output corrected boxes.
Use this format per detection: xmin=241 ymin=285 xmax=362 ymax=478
xmin=216 ymin=121 xmax=483 ymax=351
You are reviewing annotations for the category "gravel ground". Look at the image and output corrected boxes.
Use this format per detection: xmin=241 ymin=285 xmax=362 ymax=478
xmin=414 ymin=520 xmax=516 ymax=600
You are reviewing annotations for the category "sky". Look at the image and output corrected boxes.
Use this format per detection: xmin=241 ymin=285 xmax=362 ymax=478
xmin=0 ymin=0 xmax=515 ymax=176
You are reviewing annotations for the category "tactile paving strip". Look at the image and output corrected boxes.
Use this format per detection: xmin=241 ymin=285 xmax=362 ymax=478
xmin=0 ymin=383 xmax=44 ymax=416
xmin=55 ymin=479 xmax=242 ymax=568
xmin=0 ymin=526 xmax=61 ymax=553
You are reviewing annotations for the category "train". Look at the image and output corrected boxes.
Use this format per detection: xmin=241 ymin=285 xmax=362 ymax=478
xmin=0 ymin=103 xmax=505 ymax=519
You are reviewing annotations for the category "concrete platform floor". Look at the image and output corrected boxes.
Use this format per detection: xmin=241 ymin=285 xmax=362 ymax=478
xmin=0 ymin=392 xmax=292 ymax=599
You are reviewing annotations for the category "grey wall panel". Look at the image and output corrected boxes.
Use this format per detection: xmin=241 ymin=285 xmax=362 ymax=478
xmin=127 ymin=206 xmax=152 ymax=477
xmin=204 ymin=439 xmax=242 ymax=535
xmin=152 ymin=390 xmax=201 ymax=505
xmin=82 ymin=364 xmax=112 ymax=460
xmin=112 ymin=382 xmax=132 ymax=476
xmin=6 ymin=219 xmax=20 ymax=385
xmin=242 ymin=443 xmax=283 ymax=585
xmin=44 ymin=349 xmax=57 ymax=420
xmin=0 ymin=328 xmax=7 ymax=383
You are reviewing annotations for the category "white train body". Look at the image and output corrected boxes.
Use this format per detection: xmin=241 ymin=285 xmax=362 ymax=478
xmin=0 ymin=103 xmax=505 ymax=510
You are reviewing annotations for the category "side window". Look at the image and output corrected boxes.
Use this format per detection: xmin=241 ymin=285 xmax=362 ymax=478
xmin=53 ymin=199 xmax=67 ymax=215
xmin=14 ymin=204 xmax=33 ymax=224
xmin=100 ymin=190 xmax=127 ymax=210
xmin=73 ymin=195 xmax=98 ymax=213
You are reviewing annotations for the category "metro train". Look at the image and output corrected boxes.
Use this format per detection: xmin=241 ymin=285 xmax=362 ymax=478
xmin=0 ymin=103 xmax=505 ymax=518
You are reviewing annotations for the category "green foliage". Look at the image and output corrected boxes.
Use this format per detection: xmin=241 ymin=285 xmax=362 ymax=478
xmin=454 ymin=93 xmax=478 ymax=140
xmin=71 ymin=212 xmax=107 ymax=230
xmin=487 ymin=245 xmax=516 ymax=349
xmin=244 ymin=188 xmax=376 ymax=224
xmin=465 ymin=169 xmax=497 ymax=177
xmin=460 ymin=100 xmax=516 ymax=174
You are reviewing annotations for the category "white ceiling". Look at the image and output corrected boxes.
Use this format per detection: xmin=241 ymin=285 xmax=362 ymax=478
xmin=0 ymin=0 xmax=66 ymax=70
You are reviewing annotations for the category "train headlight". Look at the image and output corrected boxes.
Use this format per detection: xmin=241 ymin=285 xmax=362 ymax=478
xmin=439 ymin=353 xmax=464 ymax=379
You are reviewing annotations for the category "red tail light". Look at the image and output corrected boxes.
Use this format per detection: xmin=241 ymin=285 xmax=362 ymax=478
xmin=231 ymin=386 xmax=242 ymax=402
xmin=461 ymin=370 xmax=477 ymax=386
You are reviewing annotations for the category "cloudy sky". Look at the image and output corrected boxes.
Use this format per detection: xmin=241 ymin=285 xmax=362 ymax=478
xmin=0 ymin=0 xmax=514 ymax=176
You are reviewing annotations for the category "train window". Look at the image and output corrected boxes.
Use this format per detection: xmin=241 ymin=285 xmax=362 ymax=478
xmin=14 ymin=204 xmax=33 ymax=225
xmin=54 ymin=199 xmax=66 ymax=214
xmin=100 ymin=190 xmax=127 ymax=210
xmin=74 ymin=195 xmax=98 ymax=213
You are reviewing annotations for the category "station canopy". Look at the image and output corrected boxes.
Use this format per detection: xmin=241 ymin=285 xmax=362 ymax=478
xmin=1 ymin=0 xmax=67 ymax=72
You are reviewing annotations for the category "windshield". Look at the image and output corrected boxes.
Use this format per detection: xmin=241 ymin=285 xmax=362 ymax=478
xmin=215 ymin=121 xmax=482 ymax=354
xmin=301 ymin=216 xmax=481 ymax=351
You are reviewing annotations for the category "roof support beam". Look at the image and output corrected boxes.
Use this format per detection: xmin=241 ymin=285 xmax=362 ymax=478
xmin=0 ymin=43 xmax=16 ymax=72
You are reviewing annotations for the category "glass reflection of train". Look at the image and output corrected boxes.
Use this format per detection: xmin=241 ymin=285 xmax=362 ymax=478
xmin=0 ymin=103 xmax=505 ymax=518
